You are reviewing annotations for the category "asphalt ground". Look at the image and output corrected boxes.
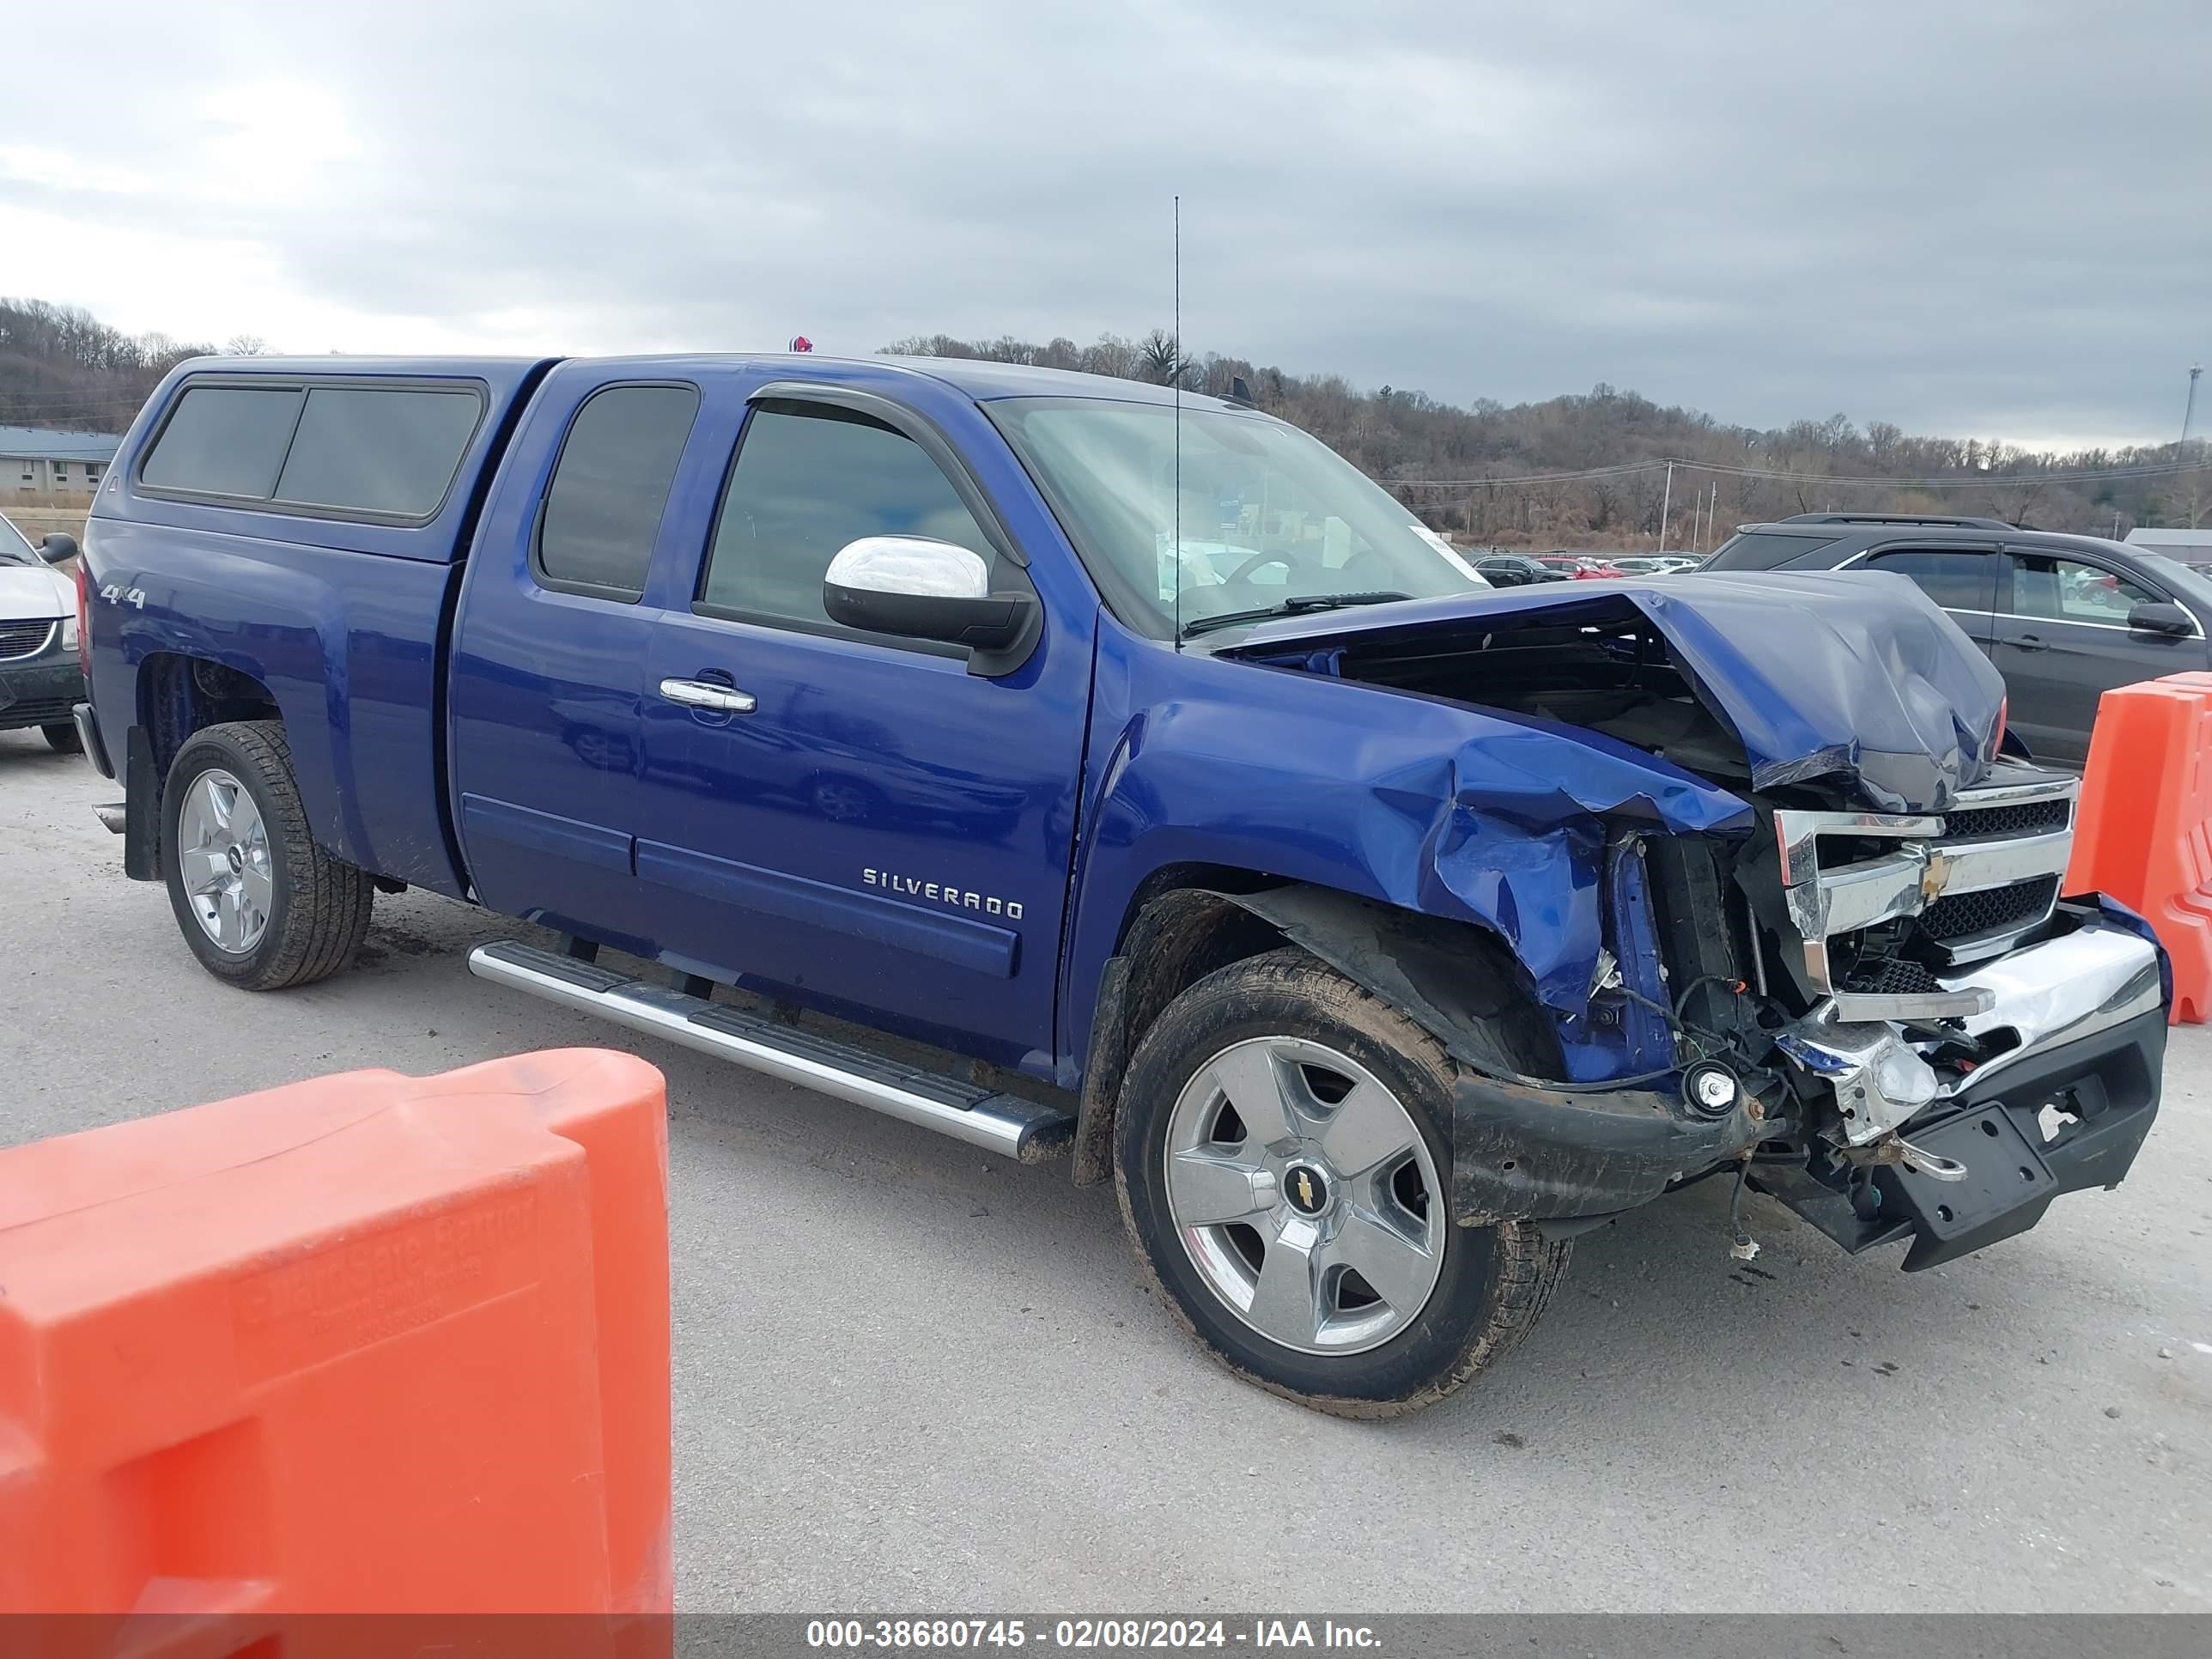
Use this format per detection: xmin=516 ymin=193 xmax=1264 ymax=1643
xmin=4 ymin=726 xmax=2209 ymax=1612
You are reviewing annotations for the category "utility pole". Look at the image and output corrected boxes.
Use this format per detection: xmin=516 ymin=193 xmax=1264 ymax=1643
xmin=2186 ymin=364 xmax=2203 ymax=449
xmin=1709 ymin=483 xmax=1719 ymax=550
xmin=1657 ymin=461 xmax=1674 ymax=556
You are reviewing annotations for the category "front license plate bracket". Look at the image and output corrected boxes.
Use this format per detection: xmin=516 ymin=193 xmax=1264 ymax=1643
xmin=1875 ymin=1102 xmax=2057 ymax=1269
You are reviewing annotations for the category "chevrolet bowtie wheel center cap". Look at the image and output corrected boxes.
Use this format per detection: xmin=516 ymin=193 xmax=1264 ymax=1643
xmin=1283 ymin=1163 xmax=1330 ymax=1216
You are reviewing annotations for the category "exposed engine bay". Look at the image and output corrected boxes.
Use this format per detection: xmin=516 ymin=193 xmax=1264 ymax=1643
xmin=1218 ymin=575 xmax=2168 ymax=1268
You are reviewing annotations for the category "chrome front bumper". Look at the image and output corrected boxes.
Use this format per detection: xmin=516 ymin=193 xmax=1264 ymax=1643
xmin=1765 ymin=906 xmax=2166 ymax=1267
xmin=1936 ymin=918 xmax=2166 ymax=1096
xmin=1778 ymin=915 xmax=2165 ymax=1146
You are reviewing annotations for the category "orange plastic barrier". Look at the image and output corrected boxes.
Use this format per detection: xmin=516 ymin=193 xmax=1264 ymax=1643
xmin=0 ymin=1048 xmax=672 ymax=1617
xmin=2064 ymin=672 xmax=2212 ymax=1022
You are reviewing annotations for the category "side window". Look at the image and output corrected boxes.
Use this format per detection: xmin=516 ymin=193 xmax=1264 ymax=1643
xmin=273 ymin=386 xmax=483 ymax=518
xmin=139 ymin=386 xmax=305 ymax=499
xmin=1708 ymin=530 xmax=1839 ymax=568
xmin=1863 ymin=549 xmax=1996 ymax=611
xmin=697 ymin=403 xmax=995 ymax=632
xmin=139 ymin=380 xmax=485 ymax=518
xmin=2009 ymin=554 xmax=2157 ymax=628
xmin=536 ymin=384 xmax=701 ymax=599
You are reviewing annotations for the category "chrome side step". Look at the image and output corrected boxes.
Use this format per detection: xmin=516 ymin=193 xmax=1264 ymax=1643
xmin=468 ymin=940 xmax=1073 ymax=1164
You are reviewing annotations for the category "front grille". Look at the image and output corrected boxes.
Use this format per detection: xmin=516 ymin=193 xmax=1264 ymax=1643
xmin=0 ymin=618 xmax=55 ymax=659
xmin=1920 ymin=875 xmax=2061 ymax=944
xmin=1773 ymin=773 xmax=2075 ymax=1014
xmin=1944 ymin=797 xmax=2070 ymax=840
xmin=1 ymin=697 xmax=74 ymax=726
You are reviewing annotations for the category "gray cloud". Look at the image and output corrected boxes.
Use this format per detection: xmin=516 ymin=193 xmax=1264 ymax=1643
xmin=6 ymin=0 xmax=2206 ymax=444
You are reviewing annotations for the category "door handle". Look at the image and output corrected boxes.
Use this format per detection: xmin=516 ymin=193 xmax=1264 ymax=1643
xmin=2009 ymin=634 xmax=2051 ymax=653
xmin=659 ymin=678 xmax=757 ymax=714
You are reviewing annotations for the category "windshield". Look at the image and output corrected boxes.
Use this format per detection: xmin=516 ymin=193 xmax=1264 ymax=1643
xmin=0 ymin=514 xmax=37 ymax=565
xmin=989 ymin=397 xmax=1486 ymax=636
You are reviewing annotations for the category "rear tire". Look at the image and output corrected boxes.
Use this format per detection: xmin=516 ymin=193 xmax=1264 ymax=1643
xmin=161 ymin=720 xmax=374 ymax=990
xmin=1115 ymin=948 xmax=1570 ymax=1417
xmin=40 ymin=722 xmax=80 ymax=754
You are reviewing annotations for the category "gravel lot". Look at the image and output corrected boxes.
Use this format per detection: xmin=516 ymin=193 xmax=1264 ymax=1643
xmin=4 ymin=727 xmax=2209 ymax=1613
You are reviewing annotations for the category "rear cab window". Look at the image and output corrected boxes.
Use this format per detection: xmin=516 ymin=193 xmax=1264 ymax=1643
xmin=534 ymin=383 xmax=702 ymax=600
xmin=136 ymin=376 xmax=489 ymax=523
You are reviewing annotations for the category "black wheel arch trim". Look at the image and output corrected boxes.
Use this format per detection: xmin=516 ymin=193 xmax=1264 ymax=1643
xmin=1070 ymin=879 xmax=1761 ymax=1218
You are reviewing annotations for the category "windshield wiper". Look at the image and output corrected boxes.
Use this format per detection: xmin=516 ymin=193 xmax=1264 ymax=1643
xmin=1178 ymin=592 xmax=1413 ymax=640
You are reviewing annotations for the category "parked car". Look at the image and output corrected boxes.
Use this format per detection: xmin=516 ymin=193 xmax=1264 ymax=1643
xmin=76 ymin=356 xmax=2166 ymax=1416
xmin=1472 ymin=553 xmax=1570 ymax=587
xmin=1701 ymin=512 xmax=2212 ymax=765
xmin=0 ymin=512 xmax=84 ymax=752
xmin=1611 ymin=556 xmax=1700 ymax=576
xmin=1531 ymin=552 xmax=1621 ymax=580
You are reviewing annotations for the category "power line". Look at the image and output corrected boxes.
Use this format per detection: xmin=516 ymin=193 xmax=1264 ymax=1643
xmin=1387 ymin=453 xmax=2212 ymax=490
xmin=1387 ymin=460 xmax=1674 ymax=487
xmin=1688 ymin=456 xmax=2212 ymax=488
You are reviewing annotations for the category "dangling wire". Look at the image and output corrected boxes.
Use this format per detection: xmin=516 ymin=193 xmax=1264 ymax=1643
xmin=1727 ymin=1153 xmax=1759 ymax=1261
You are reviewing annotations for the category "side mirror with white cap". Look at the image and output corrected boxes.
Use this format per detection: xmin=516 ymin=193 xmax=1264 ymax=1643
xmin=822 ymin=537 xmax=1041 ymax=672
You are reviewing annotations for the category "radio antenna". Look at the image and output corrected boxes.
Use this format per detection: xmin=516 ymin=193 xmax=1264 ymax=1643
xmin=1172 ymin=194 xmax=1183 ymax=653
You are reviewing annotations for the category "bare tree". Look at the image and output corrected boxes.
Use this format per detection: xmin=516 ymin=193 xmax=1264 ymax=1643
xmin=1138 ymin=328 xmax=1191 ymax=386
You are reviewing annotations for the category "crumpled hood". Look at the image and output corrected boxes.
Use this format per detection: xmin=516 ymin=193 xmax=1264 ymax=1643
xmin=1220 ymin=569 xmax=2005 ymax=812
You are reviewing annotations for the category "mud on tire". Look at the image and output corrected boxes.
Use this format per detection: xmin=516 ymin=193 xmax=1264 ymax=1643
xmin=1115 ymin=947 xmax=1570 ymax=1417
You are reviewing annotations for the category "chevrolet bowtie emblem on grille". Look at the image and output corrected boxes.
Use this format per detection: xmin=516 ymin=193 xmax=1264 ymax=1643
xmin=1920 ymin=848 xmax=1957 ymax=902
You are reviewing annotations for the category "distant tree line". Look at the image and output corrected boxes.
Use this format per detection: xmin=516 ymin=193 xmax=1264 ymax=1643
xmin=884 ymin=330 xmax=2210 ymax=549
xmin=8 ymin=298 xmax=2201 ymax=547
xmin=0 ymin=299 xmax=271 ymax=438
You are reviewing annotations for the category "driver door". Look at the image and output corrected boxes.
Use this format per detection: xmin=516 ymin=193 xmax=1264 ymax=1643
xmin=630 ymin=387 xmax=1090 ymax=1066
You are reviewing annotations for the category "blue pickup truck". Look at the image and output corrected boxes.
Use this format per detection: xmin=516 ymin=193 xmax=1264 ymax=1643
xmin=73 ymin=352 xmax=2168 ymax=1413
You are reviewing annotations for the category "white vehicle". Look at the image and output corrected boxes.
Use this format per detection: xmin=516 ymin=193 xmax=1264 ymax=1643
xmin=0 ymin=513 xmax=84 ymax=751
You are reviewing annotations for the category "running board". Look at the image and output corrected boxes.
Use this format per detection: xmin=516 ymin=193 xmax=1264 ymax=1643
xmin=468 ymin=940 xmax=1073 ymax=1164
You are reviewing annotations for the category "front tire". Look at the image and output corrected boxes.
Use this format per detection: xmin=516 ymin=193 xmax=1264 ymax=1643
xmin=41 ymin=722 xmax=81 ymax=754
xmin=161 ymin=720 xmax=374 ymax=990
xmin=1115 ymin=949 xmax=1569 ymax=1417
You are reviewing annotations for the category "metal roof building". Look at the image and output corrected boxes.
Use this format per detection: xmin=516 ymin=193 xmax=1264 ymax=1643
xmin=0 ymin=424 xmax=122 ymax=495
xmin=2124 ymin=526 xmax=2212 ymax=561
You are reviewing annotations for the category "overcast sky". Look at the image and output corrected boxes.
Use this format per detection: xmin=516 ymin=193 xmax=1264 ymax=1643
xmin=3 ymin=1 xmax=2204 ymax=448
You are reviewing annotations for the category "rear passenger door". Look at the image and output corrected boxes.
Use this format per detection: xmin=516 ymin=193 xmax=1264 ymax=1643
xmin=1993 ymin=549 xmax=2200 ymax=765
xmin=448 ymin=378 xmax=702 ymax=941
xmin=1850 ymin=545 xmax=1999 ymax=652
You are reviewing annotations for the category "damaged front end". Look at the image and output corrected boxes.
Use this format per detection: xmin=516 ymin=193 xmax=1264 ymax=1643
xmin=1216 ymin=574 xmax=2169 ymax=1267
xmin=1755 ymin=805 xmax=2166 ymax=1269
